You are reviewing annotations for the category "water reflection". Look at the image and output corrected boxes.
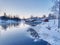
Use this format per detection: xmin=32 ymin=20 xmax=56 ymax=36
xmin=0 ymin=20 xmax=20 ymax=30
xmin=0 ymin=20 xmax=51 ymax=45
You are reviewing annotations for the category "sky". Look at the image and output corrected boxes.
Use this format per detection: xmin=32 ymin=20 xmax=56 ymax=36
xmin=0 ymin=0 xmax=54 ymax=18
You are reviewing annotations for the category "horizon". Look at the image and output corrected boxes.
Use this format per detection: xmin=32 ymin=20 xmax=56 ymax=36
xmin=0 ymin=0 xmax=54 ymax=18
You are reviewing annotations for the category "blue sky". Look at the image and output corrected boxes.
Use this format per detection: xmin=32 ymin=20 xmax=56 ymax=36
xmin=0 ymin=0 xmax=54 ymax=18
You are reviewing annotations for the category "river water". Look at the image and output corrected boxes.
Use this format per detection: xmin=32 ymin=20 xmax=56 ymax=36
xmin=0 ymin=21 xmax=50 ymax=45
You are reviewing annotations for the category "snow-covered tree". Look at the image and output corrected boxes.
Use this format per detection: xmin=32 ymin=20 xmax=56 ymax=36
xmin=51 ymin=0 xmax=60 ymax=28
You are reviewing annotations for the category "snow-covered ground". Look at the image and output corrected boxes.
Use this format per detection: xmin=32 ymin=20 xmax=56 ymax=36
xmin=28 ymin=19 xmax=60 ymax=45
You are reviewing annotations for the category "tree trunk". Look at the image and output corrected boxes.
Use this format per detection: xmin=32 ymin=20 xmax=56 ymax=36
xmin=58 ymin=0 xmax=60 ymax=28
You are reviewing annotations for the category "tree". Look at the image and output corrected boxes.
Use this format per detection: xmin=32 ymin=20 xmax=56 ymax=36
xmin=43 ymin=15 xmax=46 ymax=18
xmin=51 ymin=0 xmax=60 ymax=28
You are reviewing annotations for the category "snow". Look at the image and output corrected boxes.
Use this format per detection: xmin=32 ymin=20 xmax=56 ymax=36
xmin=29 ymin=19 xmax=60 ymax=45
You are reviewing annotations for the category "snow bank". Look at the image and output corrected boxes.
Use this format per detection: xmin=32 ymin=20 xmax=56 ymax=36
xmin=30 ymin=19 xmax=60 ymax=45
